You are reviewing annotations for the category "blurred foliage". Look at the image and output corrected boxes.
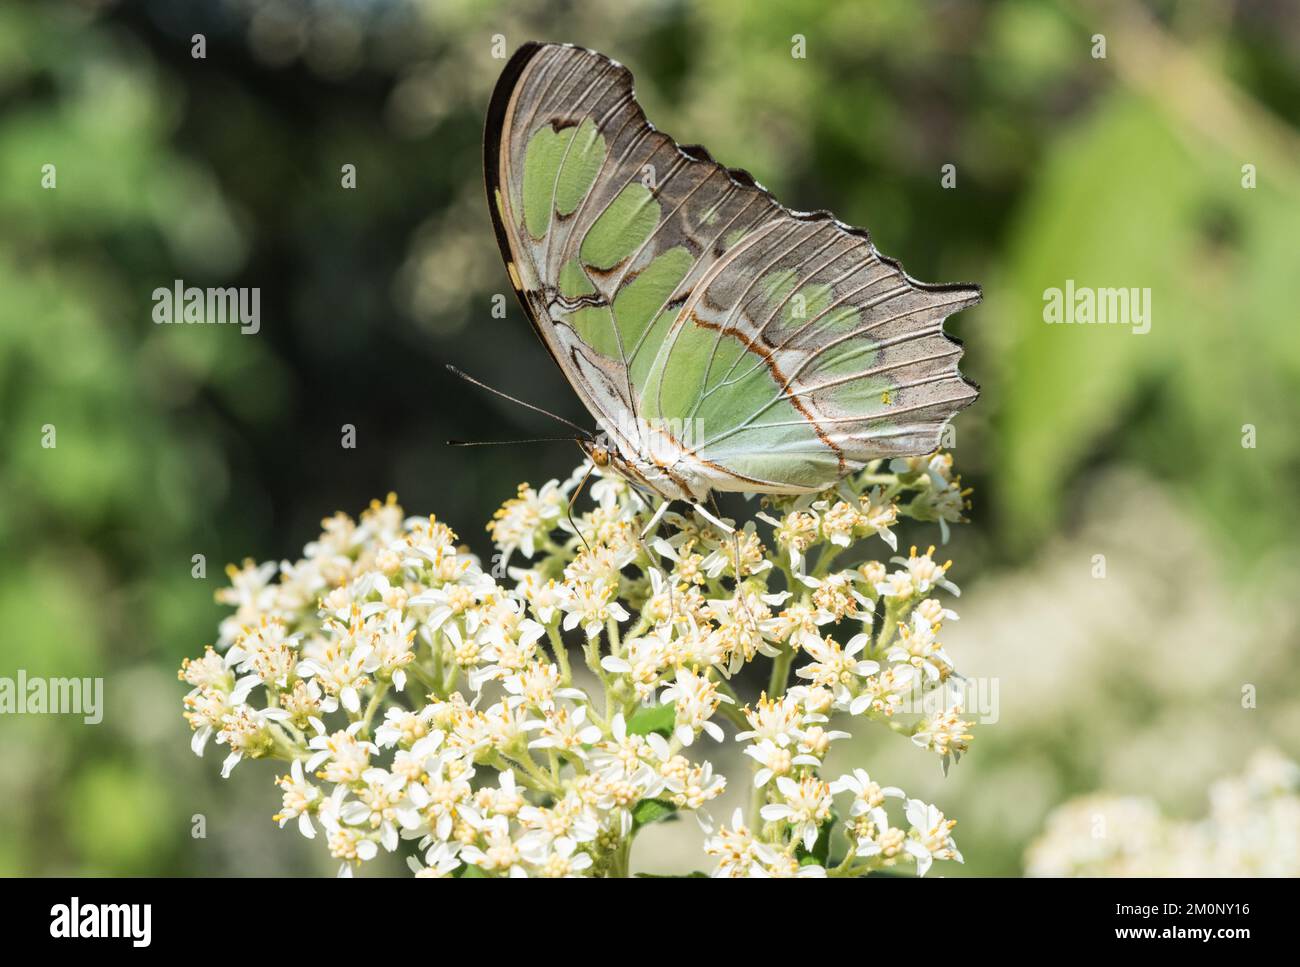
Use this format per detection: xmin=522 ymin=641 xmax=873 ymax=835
xmin=0 ymin=0 xmax=1297 ymax=875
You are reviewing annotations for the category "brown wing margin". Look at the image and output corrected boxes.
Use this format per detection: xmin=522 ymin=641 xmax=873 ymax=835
xmin=482 ymin=42 xmax=567 ymax=377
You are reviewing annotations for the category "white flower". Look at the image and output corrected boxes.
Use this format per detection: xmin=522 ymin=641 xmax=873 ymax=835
xmin=399 ymin=515 xmax=464 ymax=573
xmin=407 ymin=571 xmax=494 ymax=632
xmin=816 ymin=499 xmax=862 ymax=549
xmin=673 ymin=619 xmax=729 ymax=671
xmin=527 ymin=704 xmax=602 ymax=759
xmin=183 ymin=686 xmax=230 ymax=756
xmin=913 ymin=597 xmax=959 ymax=625
xmin=659 ymin=667 xmax=731 ymax=746
xmin=831 ymin=768 xmax=904 ymax=831
xmin=600 ymin=630 xmax=672 ymax=701
xmin=502 ymin=660 xmax=584 ymax=711
xmin=891 ymin=545 xmax=960 ymax=596
xmin=911 ymin=705 xmax=973 ymax=773
xmin=858 ymin=486 xmax=899 ymax=551
xmin=848 ymin=665 xmax=916 ymax=717
xmin=475 ymin=769 xmax=527 ymax=819
xmin=523 ymin=835 xmax=594 ymax=878
xmin=744 ymin=738 xmax=819 ymax=788
xmin=340 ymin=768 xmax=422 ymax=851
xmin=762 ymin=853 xmax=827 ymax=878
xmin=478 ymin=696 xmax=531 ymax=752
xmin=370 ymin=616 xmax=418 ymax=691
xmin=409 ymin=841 xmax=462 ymax=877
xmin=375 ymin=706 xmax=437 ymax=750
xmin=702 ymin=807 xmax=777 ymax=877
xmin=793 ymin=723 xmax=850 ymax=761
xmin=663 ymin=760 xmax=727 ymax=809
xmin=273 ymin=759 xmax=321 ymax=838
xmin=795 ymin=633 xmax=880 ymax=704
xmin=699 ymin=522 xmax=770 ymax=579
xmin=761 ymin=600 xmax=835 ymax=651
xmin=511 ymin=569 xmax=567 ymax=625
xmin=588 ymin=470 xmax=629 ymax=510
xmin=760 ymin=775 xmax=834 ymax=852
xmin=798 ymin=570 xmax=873 ymax=621
xmin=589 ymin=713 xmax=663 ymax=793
xmin=904 ymin=798 xmax=963 ymax=876
xmin=460 ymin=814 xmax=529 ymax=877
xmin=408 ymin=754 xmax=475 ymax=841
xmin=650 ymin=535 xmax=708 ymax=586
xmin=487 ymin=480 xmax=564 ymax=561
xmin=226 ymin=617 xmax=300 ymax=689
xmin=874 ymin=570 xmax=916 ymax=600
xmin=214 ymin=560 xmax=280 ymax=647
xmin=296 ymin=625 xmax=379 ymax=715
xmin=886 ymin=612 xmax=953 ymax=681
xmin=306 ymin=725 xmax=378 ymax=784
xmin=757 ymin=508 xmax=820 ymax=574
xmin=560 ymin=578 xmax=629 ymax=639
xmin=216 ymin=704 xmax=290 ymax=777
xmin=517 ymin=792 xmax=600 ymax=848
xmin=735 ymin=692 xmax=811 ymax=747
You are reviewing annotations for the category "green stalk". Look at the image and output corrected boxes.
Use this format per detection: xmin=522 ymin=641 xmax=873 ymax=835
xmin=359 ymin=682 xmax=389 ymax=737
xmin=546 ymin=623 xmax=572 ymax=685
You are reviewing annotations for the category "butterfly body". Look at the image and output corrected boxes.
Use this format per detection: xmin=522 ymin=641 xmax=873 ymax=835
xmin=581 ymin=422 xmax=803 ymax=503
xmin=579 ymin=437 xmax=700 ymax=502
xmin=485 ymin=43 xmax=980 ymax=503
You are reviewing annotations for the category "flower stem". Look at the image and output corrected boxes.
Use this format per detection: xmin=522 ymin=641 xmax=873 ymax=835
xmin=359 ymin=682 xmax=389 ymax=738
xmin=767 ymin=644 xmax=795 ymax=699
xmin=546 ymin=623 xmax=572 ymax=685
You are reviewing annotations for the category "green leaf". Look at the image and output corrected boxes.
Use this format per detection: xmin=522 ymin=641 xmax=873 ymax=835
xmin=456 ymin=863 xmax=488 ymax=878
xmin=627 ymin=701 xmax=676 ymax=737
xmin=635 ymin=871 xmax=708 ymax=878
xmin=631 ymin=797 xmax=678 ymax=830
xmin=991 ymin=92 xmax=1300 ymax=559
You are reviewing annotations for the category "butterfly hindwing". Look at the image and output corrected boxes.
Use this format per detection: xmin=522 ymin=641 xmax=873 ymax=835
xmin=486 ymin=42 xmax=979 ymax=494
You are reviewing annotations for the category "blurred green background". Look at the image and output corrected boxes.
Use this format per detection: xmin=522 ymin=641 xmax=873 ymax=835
xmin=1 ymin=0 xmax=1297 ymax=876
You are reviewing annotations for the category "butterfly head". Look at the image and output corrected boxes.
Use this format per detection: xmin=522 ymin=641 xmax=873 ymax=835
xmin=580 ymin=438 xmax=612 ymax=469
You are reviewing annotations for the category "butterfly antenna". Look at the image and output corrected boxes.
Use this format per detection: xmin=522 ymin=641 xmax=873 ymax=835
xmin=446 ymin=365 xmax=591 ymax=437
xmin=447 ymin=438 xmax=578 ymax=447
xmin=567 ymin=451 xmax=596 ymax=555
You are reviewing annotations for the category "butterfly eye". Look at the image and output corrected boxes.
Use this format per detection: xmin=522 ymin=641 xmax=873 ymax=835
xmin=591 ymin=446 xmax=610 ymax=467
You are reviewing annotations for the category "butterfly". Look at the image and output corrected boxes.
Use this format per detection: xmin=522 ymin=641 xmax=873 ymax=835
xmin=484 ymin=42 xmax=979 ymax=515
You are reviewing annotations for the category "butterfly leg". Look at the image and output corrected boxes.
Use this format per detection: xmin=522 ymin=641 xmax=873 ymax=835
xmin=690 ymin=500 xmax=733 ymax=535
xmin=702 ymin=495 xmax=759 ymax=635
xmin=628 ymin=490 xmax=676 ymax=619
xmin=567 ymin=460 xmax=598 ymax=555
xmin=639 ymin=496 xmax=670 ymax=540
xmin=693 ymin=498 xmax=741 ymax=597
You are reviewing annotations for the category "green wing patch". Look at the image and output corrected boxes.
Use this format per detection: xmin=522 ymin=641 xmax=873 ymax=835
xmin=522 ymin=119 xmax=607 ymax=239
xmin=580 ymin=182 xmax=661 ymax=270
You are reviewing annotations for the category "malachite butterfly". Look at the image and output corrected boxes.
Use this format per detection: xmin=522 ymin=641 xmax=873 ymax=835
xmin=484 ymin=42 xmax=979 ymax=505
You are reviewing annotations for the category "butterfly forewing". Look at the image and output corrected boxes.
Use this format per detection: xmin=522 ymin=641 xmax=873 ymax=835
xmin=486 ymin=42 xmax=979 ymax=495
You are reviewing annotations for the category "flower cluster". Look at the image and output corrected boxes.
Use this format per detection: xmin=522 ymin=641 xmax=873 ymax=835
xmin=181 ymin=453 xmax=976 ymax=877
xmin=1025 ymin=749 xmax=1300 ymax=877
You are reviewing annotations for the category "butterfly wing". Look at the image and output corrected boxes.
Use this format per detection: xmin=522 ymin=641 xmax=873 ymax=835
xmin=485 ymin=42 xmax=979 ymax=494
